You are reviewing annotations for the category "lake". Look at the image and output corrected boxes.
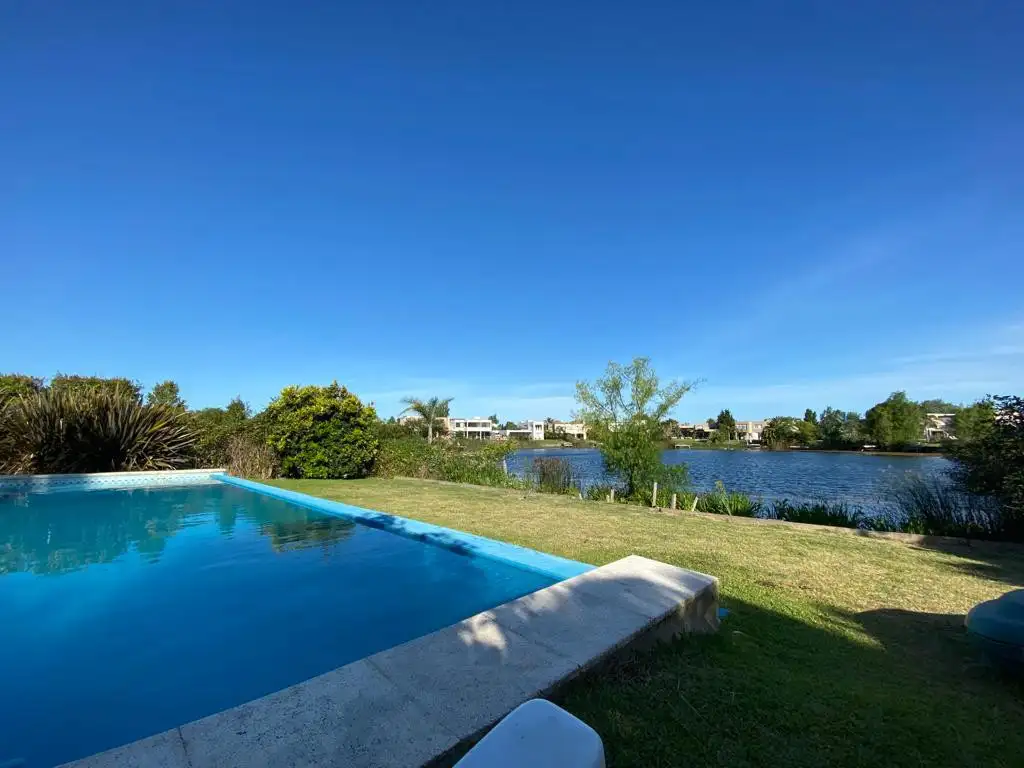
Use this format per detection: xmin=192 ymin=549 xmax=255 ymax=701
xmin=508 ymin=448 xmax=951 ymax=511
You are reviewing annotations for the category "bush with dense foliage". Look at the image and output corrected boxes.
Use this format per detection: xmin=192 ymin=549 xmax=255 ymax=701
xmin=864 ymin=391 xmax=924 ymax=449
xmin=48 ymin=374 xmax=143 ymax=403
xmin=0 ymin=374 xmax=44 ymax=404
xmin=190 ymin=398 xmax=255 ymax=467
xmin=225 ymin=434 xmax=278 ymax=480
xmin=0 ymin=389 xmax=197 ymax=474
xmin=263 ymin=383 xmax=379 ymax=479
xmin=146 ymin=380 xmax=186 ymax=409
xmin=374 ymin=437 xmax=520 ymax=487
xmin=946 ymin=394 xmax=1023 ymax=539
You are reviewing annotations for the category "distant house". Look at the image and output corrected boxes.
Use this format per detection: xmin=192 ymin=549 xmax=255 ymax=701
xmin=735 ymin=420 xmax=768 ymax=443
xmin=676 ymin=419 xmax=767 ymax=442
xmin=550 ymin=421 xmax=588 ymax=440
xmin=501 ymin=421 xmax=546 ymax=441
xmin=924 ymin=413 xmax=956 ymax=442
xmin=677 ymin=422 xmax=715 ymax=440
xmin=445 ymin=417 xmax=495 ymax=440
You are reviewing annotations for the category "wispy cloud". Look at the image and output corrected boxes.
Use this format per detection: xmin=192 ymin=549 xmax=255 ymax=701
xmin=364 ymin=379 xmax=579 ymax=420
xmin=363 ymin=318 xmax=1023 ymax=422
xmin=681 ymin=322 xmax=1024 ymax=419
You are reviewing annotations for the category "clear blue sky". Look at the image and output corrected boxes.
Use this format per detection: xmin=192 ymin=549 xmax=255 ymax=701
xmin=3 ymin=1 xmax=1022 ymax=422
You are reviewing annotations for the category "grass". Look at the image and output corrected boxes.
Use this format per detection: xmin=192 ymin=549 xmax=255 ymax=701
xmin=696 ymin=480 xmax=764 ymax=516
xmin=270 ymin=476 xmax=1024 ymax=768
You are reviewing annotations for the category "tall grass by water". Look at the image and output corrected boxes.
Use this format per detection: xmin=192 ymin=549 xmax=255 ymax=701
xmin=531 ymin=457 xmax=578 ymax=495
xmin=375 ymin=439 xmax=1022 ymax=542
xmin=696 ymin=481 xmax=763 ymax=517
xmin=888 ymin=475 xmax=1006 ymax=539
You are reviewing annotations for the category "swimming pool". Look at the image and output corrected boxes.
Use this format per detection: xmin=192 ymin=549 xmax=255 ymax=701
xmin=0 ymin=479 xmax=579 ymax=767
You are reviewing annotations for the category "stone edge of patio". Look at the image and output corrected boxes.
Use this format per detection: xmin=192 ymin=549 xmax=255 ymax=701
xmin=61 ymin=555 xmax=719 ymax=768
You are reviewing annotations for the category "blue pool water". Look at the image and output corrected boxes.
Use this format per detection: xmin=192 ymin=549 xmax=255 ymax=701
xmin=0 ymin=483 xmax=556 ymax=767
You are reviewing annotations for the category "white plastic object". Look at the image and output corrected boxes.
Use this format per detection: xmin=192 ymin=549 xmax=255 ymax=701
xmin=454 ymin=698 xmax=605 ymax=768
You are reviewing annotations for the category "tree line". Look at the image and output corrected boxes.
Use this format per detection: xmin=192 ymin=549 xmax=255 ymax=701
xmin=684 ymin=393 xmax=993 ymax=451
xmin=0 ymin=373 xmax=379 ymax=479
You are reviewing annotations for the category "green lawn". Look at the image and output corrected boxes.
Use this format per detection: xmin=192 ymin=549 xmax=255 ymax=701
xmin=270 ymin=477 xmax=1024 ymax=768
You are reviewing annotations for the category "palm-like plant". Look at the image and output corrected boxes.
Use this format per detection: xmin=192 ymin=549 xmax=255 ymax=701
xmin=0 ymin=388 xmax=198 ymax=474
xmin=400 ymin=396 xmax=453 ymax=444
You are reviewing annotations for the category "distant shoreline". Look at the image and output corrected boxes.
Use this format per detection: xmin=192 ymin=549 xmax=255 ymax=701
xmin=514 ymin=444 xmax=948 ymax=459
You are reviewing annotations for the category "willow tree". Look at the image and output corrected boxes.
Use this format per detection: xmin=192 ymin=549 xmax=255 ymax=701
xmin=400 ymin=396 xmax=453 ymax=443
xmin=575 ymin=358 xmax=694 ymax=503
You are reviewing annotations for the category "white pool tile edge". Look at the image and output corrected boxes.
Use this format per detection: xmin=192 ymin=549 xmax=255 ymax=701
xmin=61 ymin=555 xmax=719 ymax=768
xmin=0 ymin=468 xmax=226 ymax=494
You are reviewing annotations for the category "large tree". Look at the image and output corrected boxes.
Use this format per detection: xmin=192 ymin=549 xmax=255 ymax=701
xmin=865 ymin=391 xmax=924 ymax=448
xmin=576 ymin=357 xmax=694 ymax=501
xmin=919 ymin=399 xmax=961 ymax=414
xmin=795 ymin=419 xmax=819 ymax=446
xmin=147 ymin=380 xmax=186 ymax=409
xmin=400 ymin=396 xmax=453 ymax=443
xmin=953 ymin=400 xmax=996 ymax=443
xmin=818 ymin=407 xmax=863 ymax=447
xmin=191 ymin=397 xmax=252 ymax=466
xmin=818 ymin=407 xmax=845 ymax=446
xmin=948 ymin=395 xmax=1024 ymax=538
xmin=715 ymin=409 xmax=737 ymax=441
xmin=761 ymin=416 xmax=801 ymax=449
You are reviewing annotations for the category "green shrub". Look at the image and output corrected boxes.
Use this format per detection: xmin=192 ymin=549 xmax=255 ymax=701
xmin=375 ymin=437 xmax=522 ymax=488
xmin=0 ymin=374 xmax=44 ymax=404
xmin=226 ymin=434 xmax=278 ymax=480
xmin=585 ymin=484 xmax=616 ymax=501
xmin=49 ymin=374 xmax=142 ymax=403
xmin=0 ymin=389 xmax=197 ymax=474
xmin=264 ymin=383 xmax=379 ymax=479
xmin=374 ymin=437 xmax=445 ymax=479
xmin=439 ymin=442 xmax=521 ymax=487
xmin=947 ymin=394 xmax=1024 ymax=540
xmin=696 ymin=481 xmax=762 ymax=517
xmin=191 ymin=398 xmax=254 ymax=467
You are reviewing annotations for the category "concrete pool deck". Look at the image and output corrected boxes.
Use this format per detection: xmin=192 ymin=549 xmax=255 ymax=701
xmin=63 ymin=555 xmax=719 ymax=768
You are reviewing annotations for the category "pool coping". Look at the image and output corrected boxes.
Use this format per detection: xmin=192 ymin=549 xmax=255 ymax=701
xmin=215 ymin=474 xmax=593 ymax=582
xmin=0 ymin=468 xmax=225 ymax=494
xmin=62 ymin=554 xmax=720 ymax=768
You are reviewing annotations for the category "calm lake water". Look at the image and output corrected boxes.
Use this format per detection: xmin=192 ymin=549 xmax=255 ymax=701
xmin=508 ymin=448 xmax=951 ymax=511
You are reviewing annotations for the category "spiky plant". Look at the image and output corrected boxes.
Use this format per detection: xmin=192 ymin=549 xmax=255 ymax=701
xmin=0 ymin=388 xmax=197 ymax=474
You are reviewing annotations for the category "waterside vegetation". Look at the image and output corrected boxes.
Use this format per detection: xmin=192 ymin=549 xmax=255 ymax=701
xmin=2 ymin=367 xmax=1021 ymax=542
xmin=270 ymin=475 xmax=1024 ymax=768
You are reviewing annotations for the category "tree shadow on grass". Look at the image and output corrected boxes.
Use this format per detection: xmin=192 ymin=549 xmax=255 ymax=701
xmin=907 ymin=538 xmax=1024 ymax=587
xmin=550 ymin=595 xmax=1024 ymax=768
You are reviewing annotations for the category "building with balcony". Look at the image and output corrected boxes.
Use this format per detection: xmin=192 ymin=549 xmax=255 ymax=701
xmin=924 ymin=413 xmax=956 ymax=442
xmin=735 ymin=420 xmax=768 ymax=443
xmin=501 ymin=421 xmax=546 ymax=440
xmin=444 ymin=417 xmax=495 ymax=439
xmin=549 ymin=421 xmax=588 ymax=440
